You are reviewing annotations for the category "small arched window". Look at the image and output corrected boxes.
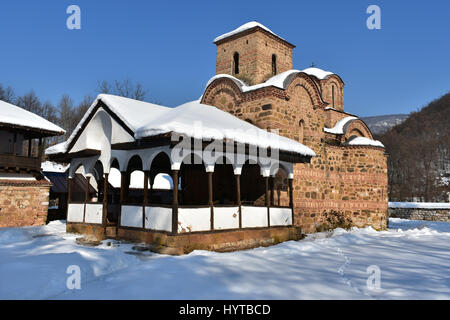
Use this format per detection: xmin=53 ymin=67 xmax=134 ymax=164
xmin=298 ymin=119 xmax=305 ymax=143
xmin=272 ymin=54 xmax=277 ymax=75
xmin=233 ymin=52 xmax=239 ymax=75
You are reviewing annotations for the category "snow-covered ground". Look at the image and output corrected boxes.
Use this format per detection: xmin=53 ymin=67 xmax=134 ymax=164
xmin=0 ymin=218 xmax=449 ymax=300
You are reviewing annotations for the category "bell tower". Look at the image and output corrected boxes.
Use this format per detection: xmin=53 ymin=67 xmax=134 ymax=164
xmin=214 ymin=22 xmax=295 ymax=85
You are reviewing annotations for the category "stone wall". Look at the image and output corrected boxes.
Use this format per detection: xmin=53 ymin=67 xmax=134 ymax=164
xmin=0 ymin=179 xmax=51 ymax=227
xmin=389 ymin=207 xmax=450 ymax=222
xmin=294 ymin=146 xmax=388 ymax=233
xmin=201 ymin=75 xmax=389 ymax=234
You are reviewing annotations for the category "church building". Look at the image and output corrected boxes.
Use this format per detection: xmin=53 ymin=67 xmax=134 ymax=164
xmin=202 ymin=22 xmax=388 ymax=234
xmin=46 ymin=22 xmax=387 ymax=254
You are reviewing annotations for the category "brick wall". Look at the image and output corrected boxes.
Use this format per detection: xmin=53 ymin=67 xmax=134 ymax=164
xmin=216 ymin=29 xmax=293 ymax=85
xmin=0 ymin=180 xmax=51 ymax=227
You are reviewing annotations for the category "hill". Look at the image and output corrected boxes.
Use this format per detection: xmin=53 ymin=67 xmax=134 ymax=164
xmin=377 ymin=92 xmax=450 ymax=202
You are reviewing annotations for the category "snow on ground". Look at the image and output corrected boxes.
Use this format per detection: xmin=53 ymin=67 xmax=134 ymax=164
xmin=0 ymin=218 xmax=449 ymax=299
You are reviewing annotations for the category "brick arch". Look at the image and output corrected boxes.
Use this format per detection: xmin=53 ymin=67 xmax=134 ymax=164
xmin=344 ymin=119 xmax=373 ymax=140
xmin=201 ymin=77 xmax=243 ymax=109
xmin=325 ymin=74 xmax=345 ymax=85
xmin=321 ymin=76 xmax=344 ymax=109
xmin=284 ymin=73 xmax=325 ymax=108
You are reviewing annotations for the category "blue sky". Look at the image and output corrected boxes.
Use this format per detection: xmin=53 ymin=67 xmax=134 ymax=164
xmin=0 ymin=0 xmax=449 ymax=117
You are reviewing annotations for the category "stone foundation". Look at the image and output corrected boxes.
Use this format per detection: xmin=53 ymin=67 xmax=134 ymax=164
xmin=67 ymin=222 xmax=303 ymax=255
xmin=0 ymin=179 xmax=51 ymax=227
xmin=389 ymin=208 xmax=450 ymax=222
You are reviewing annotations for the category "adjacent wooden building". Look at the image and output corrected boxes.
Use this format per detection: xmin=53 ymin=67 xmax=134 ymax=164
xmin=0 ymin=100 xmax=65 ymax=227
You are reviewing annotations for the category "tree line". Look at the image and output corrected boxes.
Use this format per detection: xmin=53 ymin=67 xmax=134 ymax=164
xmin=376 ymin=92 xmax=450 ymax=202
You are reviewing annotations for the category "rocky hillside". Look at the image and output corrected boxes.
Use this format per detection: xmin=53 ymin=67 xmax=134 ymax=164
xmin=361 ymin=114 xmax=409 ymax=135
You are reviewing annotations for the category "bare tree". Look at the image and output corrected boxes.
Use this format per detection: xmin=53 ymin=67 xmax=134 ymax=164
xmin=72 ymin=94 xmax=94 ymax=130
xmin=97 ymin=80 xmax=112 ymax=95
xmin=0 ymin=84 xmax=16 ymax=103
xmin=16 ymin=91 xmax=43 ymax=115
xmin=57 ymin=94 xmax=76 ymax=141
xmin=97 ymin=79 xmax=147 ymax=101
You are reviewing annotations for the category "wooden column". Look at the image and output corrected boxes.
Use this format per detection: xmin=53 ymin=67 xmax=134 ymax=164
xmin=67 ymin=177 xmax=73 ymax=218
xmin=269 ymin=176 xmax=274 ymax=207
xmin=83 ymin=176 xmax=90 ymax=223
xmin=265 ymin=176 xmax=270 ymax=227
xmin=120 ymin=173 xmax=126 ymax=203
xmin=235 ymin=174 xmax=242 ymax=229
xmin=289 ymin=178 xmax=294 ymax=225
xmin=143 ymin=171 xmax=149 ymax=229
xmin=208 ymin=171 xmax=214 ymax=230
xmin=102 ymin=173 xmax=109 ymax=226
xmin=13 ymin=133 xmax=17 ymax=155
xmin=149 ymin=175 xmax=154 ymax=203
xmin=118 ymin=172 xmax=126 ymax=227
xmin=38 ymin=138 xmax=42 ymax=160
xmin=172 ymin=170 xmax=179 ymax=234
xmin=28 ymin=139 xmax=32 ymax=157
xmin=67 ymin=177 xmax=73 ymax=203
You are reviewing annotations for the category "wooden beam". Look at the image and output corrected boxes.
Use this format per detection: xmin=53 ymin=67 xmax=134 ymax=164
xmin=38 ymin=138 xmax=42 ymax=160
xmin=28 ymin=139 xmax=32 ymax=157
xmin=236 ymin=174 xmax=242 ymax=229
xmin=269 ymin=176 xmax=274 ymax=207
xmin=67 ymin=177 xmax=73 ymax=218
xmin=83 ymin=176 xmax=90 ymax=223
xmin=208 ymin=171 xmax=214 ymax=230
xmin=149 ymin=175 xmax=154 ymax=203
xmin=265 ymin=176 xmax=270 ymax=227
xmin=289 ymin=178 xmax=294 ymax=225
xmin=13 ymin=133 xmax=17 ymax=155
xmin=118 ymin=172 xmax=126 ymax=227
xmin=143 ymin=171 xmax=149 ymax=229
xmin=103 ymin=173 xmax=108 ymax=226
xmin=172 ymin=170 xmax=179 ymax=234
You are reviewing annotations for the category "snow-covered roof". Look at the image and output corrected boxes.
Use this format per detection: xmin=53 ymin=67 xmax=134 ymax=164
xmin=46 ymin=94 xmax=316 ymax=158
xmin=205 ymin=68 xmax=336 ymax=96
xmin=389 ymin=202 xmax=450 ymax=209
xmin=46 ymin=141 xmax=68 ymax=155
xmin=46 ymin=95 xmax=171 ymax=155
xmin=324 ymin=116 xmax=357 ymax=134
xmin=41 ymin=161 xmax=69 ymax=173
xmin=214 ymin=21 xmax=285 ymax=43
xmin=345 ymin=136 xmax=384 ymax=148
xmin=301 ymin=67 xmax=334 ymax=80
xmin=0 ymin=100 xmax=65 ymax=135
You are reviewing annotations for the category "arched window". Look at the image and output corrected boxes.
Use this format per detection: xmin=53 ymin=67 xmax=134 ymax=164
xmin=298 ymin=119 xmax=305 ymax=144
xmin=272 ymin=54 xmax=277 ymax=75
xmin=233 ymin=52 xmax=239 ymax=75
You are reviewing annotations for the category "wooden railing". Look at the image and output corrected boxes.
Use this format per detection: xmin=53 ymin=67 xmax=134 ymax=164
xmin=0 ymin=153 xmax=41 ymax=172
